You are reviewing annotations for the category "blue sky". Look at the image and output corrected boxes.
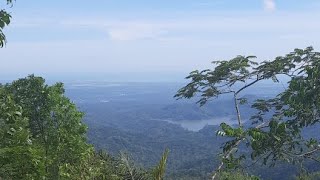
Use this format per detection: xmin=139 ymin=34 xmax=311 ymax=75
xmin=1 ymin=0 xmax=320 ymax=81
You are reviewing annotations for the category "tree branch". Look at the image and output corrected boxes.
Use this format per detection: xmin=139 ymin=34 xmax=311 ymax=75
xmin=234 ymin=92 xmax=242 ymax=127
xmin=235 ymin=75 xmax=262 ymax=95
xmin=211 ymin=138 xmax=243 ymax=180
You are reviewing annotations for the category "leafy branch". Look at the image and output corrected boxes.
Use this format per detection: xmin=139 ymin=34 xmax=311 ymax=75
xmin=176 ymin=47 xmax=320 ymax=179
xmin=0 ymin=0 xmax=14 ymax=47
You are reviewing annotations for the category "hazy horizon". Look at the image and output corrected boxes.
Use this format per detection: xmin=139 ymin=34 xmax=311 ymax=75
xmin=1 ymin=0 xmax=320 ymax=81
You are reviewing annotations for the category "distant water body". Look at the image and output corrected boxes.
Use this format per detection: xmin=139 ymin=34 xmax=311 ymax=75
xmin=162 ymin=116 xmax=236 ymax=131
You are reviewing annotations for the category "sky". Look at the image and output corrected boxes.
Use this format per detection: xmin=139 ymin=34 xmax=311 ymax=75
xmin=1 ymin=0 xmax=320 ymax=81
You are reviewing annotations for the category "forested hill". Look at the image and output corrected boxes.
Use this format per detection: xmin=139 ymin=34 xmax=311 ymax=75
xmin=3 ymin=51 xmax=320 ymax=179
xmin=63 ymin=80 xmax=319 ymax=179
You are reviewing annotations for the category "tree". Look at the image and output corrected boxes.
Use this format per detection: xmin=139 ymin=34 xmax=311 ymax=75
xmin=0 ymin=88 xmax=44 ymax=179
xmin=3 ymin=75 xmax=91 ymax=179
xmin=0 ymin=75 xmax=172 ymax=179
xmin=175 ymin=47 xmax=320 ymax=179
xmin=0 ymin=0 xmax=13 ymax=47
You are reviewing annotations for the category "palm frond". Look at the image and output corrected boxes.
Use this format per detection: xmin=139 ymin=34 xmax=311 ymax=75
xmin=152 ymin=149 xmax=169 ymax=180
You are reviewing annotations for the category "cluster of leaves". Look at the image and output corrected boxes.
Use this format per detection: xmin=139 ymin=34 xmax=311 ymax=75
xmin=0 ymin=0 xmax=13 ymax=47
xmin=0 ymin=90 xmax=44 ymax=179
xmin=175 ymin=47 xmax=320 ymax=178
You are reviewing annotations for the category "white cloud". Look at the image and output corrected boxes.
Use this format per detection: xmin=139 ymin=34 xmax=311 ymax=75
xmin=264 ymin=0 xmax=276 ymax=12
xmin=55 ymin=13 xmax=320 ymax=43
xmin=107 ymin=23 xmax=167 ymax=41
xmin=10 ymin=11 xmax=320 ymax=43
xmin=57 ymin=20 xmax=169 ymax=41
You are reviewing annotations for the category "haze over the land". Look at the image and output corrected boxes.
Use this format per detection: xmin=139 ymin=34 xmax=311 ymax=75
xmin=1 ymin=0 xmax=320 ymax=81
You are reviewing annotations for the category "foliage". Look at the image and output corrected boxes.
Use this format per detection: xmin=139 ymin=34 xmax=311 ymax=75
xmin=216 ymin=171 xmax=259 ymax=180
xmin=295 ymin=171 xmax=320 ymax=180
xmin=0 ymin=75 xmax=171 ymax=179
xmin=2 ymin=75 xmax=90 ymax=178
xmin=175 ymin=47 xmax=320 ymax=178
xmin=0 ymin=0 xmax=13 ymax=47
xmin=117 ymin=152 xmax=150 ymax=180
xmin=152 ymin=149 xmax=169 ymax=180
xmin=59 ymin=148 xmax=103 ymax=180
xmin=0 ymin=91 xmax=44 ymax=179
